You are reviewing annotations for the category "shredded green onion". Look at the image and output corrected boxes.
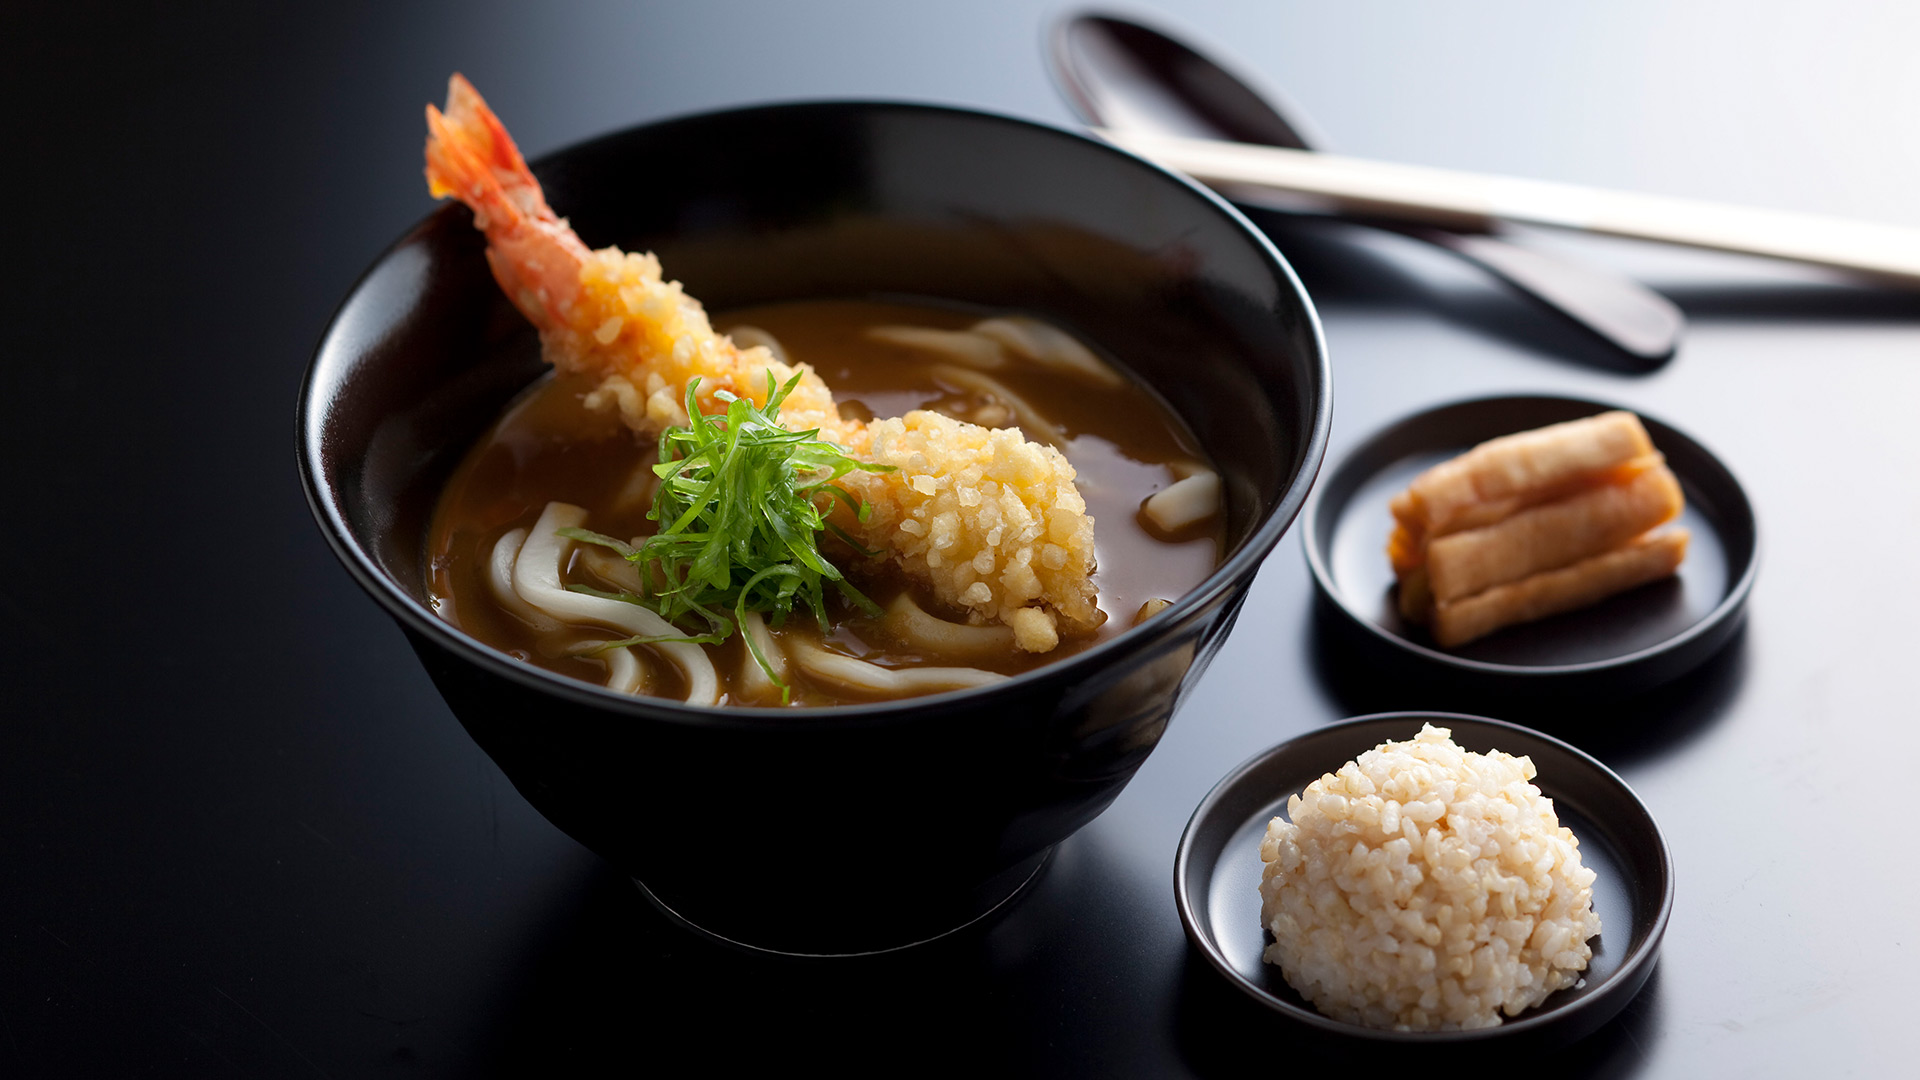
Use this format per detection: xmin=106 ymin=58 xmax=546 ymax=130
xmin=557 ymin=372 xmax=892 ymax=702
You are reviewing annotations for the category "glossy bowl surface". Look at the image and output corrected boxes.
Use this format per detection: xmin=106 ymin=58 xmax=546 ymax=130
xmin=299 ymin=101 xmax=1330 ymax=954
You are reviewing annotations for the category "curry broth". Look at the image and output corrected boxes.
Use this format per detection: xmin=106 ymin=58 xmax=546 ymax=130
xmin=427 ymin=299 xmax=1222 ymax=706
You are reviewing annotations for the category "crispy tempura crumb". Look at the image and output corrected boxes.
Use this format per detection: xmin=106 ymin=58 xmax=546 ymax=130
xmin=563 ymin=249 xmax=850 ymax=439
xmin=842 ymin=411 xmax=1103 ymax=648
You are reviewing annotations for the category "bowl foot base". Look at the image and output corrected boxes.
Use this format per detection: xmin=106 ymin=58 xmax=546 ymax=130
xmin=633 ymin=846 xmax=1055 ymax=958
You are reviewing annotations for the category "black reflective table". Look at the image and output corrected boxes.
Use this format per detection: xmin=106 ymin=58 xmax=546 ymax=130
xmin=4 ymin=2 xmax=1916 ymax=1075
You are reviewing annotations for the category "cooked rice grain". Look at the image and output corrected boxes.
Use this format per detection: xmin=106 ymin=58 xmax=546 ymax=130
xmin=1258 ymin=724 xmax=1600 ymax=1031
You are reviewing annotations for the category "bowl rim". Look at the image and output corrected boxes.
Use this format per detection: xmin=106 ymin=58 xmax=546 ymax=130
xmin=296 ymin=98 xmax=1332 ymax=730
xmin=1300 ymin=392 xmax=1759 ymax=681
xmin=1172 ymin=710 xmax=1675 ymax=1043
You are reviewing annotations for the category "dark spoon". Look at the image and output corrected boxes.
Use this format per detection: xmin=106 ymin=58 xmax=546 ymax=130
xmin=1049 ymin=12 xmax=1686 ymax=363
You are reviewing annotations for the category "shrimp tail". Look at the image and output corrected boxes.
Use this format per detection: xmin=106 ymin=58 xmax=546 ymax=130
xmin=424 ymin=74 xmax=545 ymax=215
xmin=424 ymin=73 xmax=589 ymax=332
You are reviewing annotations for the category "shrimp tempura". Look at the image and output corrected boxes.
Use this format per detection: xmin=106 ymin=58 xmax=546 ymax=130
xmin=424 ymin=75 xmax=1103 ymax=650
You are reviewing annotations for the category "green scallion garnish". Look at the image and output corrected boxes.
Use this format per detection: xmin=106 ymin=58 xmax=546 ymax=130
xmin=558 ymin=372 xmax=893 ymax=702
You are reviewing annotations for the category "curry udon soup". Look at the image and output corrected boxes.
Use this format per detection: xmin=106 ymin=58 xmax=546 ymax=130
xmin=428 ymin=300 xmax=1224 ymax=707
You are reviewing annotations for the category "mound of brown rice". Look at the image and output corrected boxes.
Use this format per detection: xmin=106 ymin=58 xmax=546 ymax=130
xmin=1258 ymin=724 xmax=1600 ymax=1031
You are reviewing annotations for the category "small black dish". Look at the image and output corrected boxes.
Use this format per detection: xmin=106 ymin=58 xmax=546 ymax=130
xmin=299 ymin=100 xmax=1331 ymax=956
xmin=1304 ymin=395 xmax=1757 ymax=698
xmin=1175 ymin=712 xmax=1672 ymax=1053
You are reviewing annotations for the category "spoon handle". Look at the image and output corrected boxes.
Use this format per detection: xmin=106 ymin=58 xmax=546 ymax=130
xmin=1103 ymin=128 xmax=1920 ymax=286
xmin=1418 ymin=229 xmax=1684 ymax=360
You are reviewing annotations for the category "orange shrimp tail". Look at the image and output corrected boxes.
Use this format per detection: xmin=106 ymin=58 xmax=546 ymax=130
xmin=423 ymin=73 xmax=591 ymax=333
xmin=424 ymin=74 xmax=552 ymax=221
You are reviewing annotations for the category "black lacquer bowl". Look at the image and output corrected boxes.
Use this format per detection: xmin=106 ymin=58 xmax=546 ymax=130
xmin=298 ymin=102 xmax=1330 ymax=955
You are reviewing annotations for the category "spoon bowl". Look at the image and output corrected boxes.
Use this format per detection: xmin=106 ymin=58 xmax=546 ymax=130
xmin=1051 ymin=13 xmax=1320 ymax=151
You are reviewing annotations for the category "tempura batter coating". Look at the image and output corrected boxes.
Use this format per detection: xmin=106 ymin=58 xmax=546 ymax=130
xmin=562 ymin=249 xmax=849 ymax=442
xmin=841 ymin=412 xmax=1100 ymax=651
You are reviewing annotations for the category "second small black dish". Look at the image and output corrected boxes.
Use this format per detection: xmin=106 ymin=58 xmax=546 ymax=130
xmin=1304 ymin=395 xmax=1757 ymax=698
xmin=1175 ymin=712 xmax=1672 ymax=1053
